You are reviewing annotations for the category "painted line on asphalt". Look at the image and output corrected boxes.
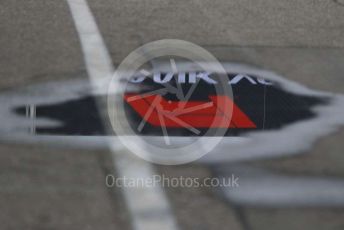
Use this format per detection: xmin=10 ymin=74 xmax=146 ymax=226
xmin=65 ymin=0 xmax=178 ymax=229
xmin=215 ymin=165 xmax=344 ymax=207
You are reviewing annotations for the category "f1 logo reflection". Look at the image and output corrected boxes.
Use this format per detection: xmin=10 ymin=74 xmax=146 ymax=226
xmin=125 ymin=94 xmax=256 ymax=131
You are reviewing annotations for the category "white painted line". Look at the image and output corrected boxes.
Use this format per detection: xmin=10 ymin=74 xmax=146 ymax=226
xmin=29 ymin=104 xmax=36 ymax=134
xmin=65 ymin=0 xmax=178 ymax=229
xmin=217 ymin=166 xmax=344 ymax=207
xmin=114 ymin=151 xmax=178 ymax=230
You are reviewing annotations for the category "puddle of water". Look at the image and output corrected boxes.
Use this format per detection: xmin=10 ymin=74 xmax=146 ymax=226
xmin=0 ymin=63 xmax=344 ymax=163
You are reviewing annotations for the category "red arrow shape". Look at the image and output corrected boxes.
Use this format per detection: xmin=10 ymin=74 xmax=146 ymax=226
xmin=124 ymin=94 xmax=256 ymax=129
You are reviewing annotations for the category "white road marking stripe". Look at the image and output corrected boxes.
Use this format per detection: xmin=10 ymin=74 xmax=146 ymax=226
xmin=218 ymin=166 xmax=344 ymax=207
xmin=29 ymin=104 xmax=36 ymax=134
xmin=65 ymin=0 xmax=178 ymax=229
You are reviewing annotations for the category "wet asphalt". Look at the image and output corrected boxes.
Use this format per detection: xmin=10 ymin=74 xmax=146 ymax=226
xmin=1 ymin=0 xmax=344 ymax=229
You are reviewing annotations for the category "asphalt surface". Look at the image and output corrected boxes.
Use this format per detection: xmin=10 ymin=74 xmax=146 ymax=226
xmin=1 ymin=0 xmax=344 ymax=230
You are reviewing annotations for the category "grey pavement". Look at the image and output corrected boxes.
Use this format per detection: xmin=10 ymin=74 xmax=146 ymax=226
xmin=0 ymin=0 xmax=84 ymax=90
xmin=1 ymin=0 xmax=344 ymax=230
